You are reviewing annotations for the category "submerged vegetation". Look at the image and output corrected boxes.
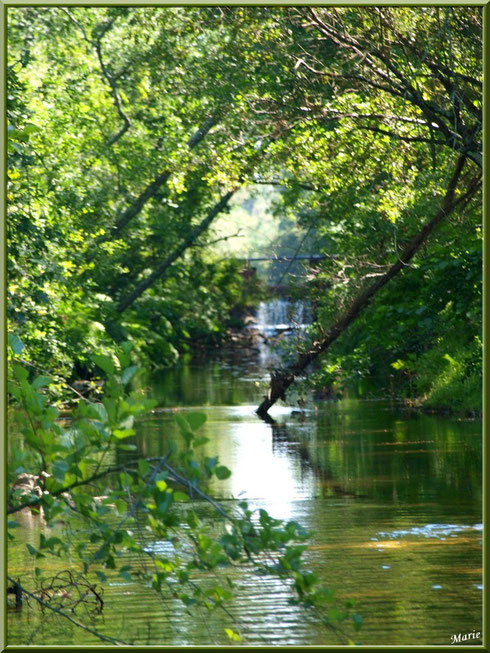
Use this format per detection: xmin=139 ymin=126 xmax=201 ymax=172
xmin=7 ymin=5 xmax=481 ymax=646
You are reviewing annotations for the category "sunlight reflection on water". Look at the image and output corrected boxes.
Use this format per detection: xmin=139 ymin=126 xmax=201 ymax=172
xmin=377 ymin=523 xmax=483 ymax=540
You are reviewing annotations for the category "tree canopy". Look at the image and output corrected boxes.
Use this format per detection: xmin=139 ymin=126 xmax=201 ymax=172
xmin=7 ymin=6 xmax=482 ymax=645
xmin=8 ymin=7 xmax=481 ymax=390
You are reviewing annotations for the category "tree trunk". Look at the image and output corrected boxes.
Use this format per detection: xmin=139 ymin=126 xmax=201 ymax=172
xmin=86 ymin=116 xmax=216 ymax=258
xmin=116 ymin=189 xmax=237 ymax=313
xmin=112 ymin=117 xmax=216 ymax=236
xmin=256 ymin=155 xmax=479 ymax=417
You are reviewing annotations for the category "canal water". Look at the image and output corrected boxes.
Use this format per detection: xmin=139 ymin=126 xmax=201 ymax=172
xmin=7 ymin=307 xmax=483 ymax=646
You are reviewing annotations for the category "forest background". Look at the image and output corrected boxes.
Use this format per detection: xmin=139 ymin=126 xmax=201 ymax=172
xmin=6 ymin=5 xmax=483 ymax=415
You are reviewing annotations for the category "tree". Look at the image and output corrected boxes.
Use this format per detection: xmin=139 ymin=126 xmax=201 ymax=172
xmin=247 ymin=7 xmax=482 ymax=414
xmin=7 ymin=6 xmax=482 ymax=645
xmin=257 ymin=154 xmax=480 ymax=416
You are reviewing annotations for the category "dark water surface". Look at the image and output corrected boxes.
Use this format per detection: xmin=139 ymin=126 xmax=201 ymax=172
xmin=8 ymin=360 xmax=483 ymax=646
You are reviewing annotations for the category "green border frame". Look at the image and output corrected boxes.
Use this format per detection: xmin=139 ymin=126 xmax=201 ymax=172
xmin=1 ymin=2 xmax=487 ymax=650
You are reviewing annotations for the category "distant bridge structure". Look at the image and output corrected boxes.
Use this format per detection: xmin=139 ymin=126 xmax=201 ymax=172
xmin=238 ymin=254 xmax=337 ymax=293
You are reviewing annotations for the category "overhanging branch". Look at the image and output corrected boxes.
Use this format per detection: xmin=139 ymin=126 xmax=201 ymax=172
xmin=256 ymin=155 xmax=480 ymax=417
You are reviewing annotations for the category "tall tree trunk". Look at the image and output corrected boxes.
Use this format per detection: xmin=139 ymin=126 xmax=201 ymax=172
xmin=111 ymin=117 xmax=216 ymax=236
xmin=257 ymin=155 xmax=480 ymax=417
xmin=116 ymin=189 xmax=237 ymax=313
xmin=85 ymin=116 xmax=216 ymax=262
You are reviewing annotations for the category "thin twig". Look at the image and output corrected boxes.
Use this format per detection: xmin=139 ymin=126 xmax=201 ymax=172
xmin=7 ymin=576 xmax=130 ymax=646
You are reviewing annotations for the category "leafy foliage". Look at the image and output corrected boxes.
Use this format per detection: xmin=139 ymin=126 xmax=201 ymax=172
xmin=8 ymin=337 xmax=361 ymax=644
xmin=6 ymin=7 xmax=482 ymax=643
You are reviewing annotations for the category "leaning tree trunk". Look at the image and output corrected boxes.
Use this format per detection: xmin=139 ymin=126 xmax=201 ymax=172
xmin=83 ymin=116 xmax=216 ymax=266
xmin=116 ymin=189 xmax=237 ymax=313
xmin=115 ymin=139 xmax=275 ymax=313
xmin=257 ymin=155 xmax=480 ymax=417
xmin=109 ymin=117 xmax=217 ymax=237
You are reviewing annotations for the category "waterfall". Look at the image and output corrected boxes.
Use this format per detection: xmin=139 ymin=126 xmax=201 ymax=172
xmin=255 ymin=299 xmax=312 ymax=336
xmin=251 ymin=299 xmax=312 ymax=366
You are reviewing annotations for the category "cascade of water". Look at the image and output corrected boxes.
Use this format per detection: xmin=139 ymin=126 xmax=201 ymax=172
xmin=252 ymin=299 xmax=312 ymax=367
xmin=255 ymin=299 xmax=311 ymax=335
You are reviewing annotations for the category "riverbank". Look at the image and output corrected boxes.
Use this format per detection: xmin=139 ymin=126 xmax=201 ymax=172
xmin=200 ymin=315 xmax=482 ymax=420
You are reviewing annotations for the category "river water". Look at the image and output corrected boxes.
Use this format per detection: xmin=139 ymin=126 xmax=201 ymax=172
xmin=7 ymin=304 xmax=483 ymax=647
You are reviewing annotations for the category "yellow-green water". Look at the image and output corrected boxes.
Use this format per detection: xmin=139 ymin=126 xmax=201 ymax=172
xmin=7 ymin=361 xmax=482 ymax=646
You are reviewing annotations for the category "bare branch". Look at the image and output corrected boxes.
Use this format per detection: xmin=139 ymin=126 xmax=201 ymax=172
xmin=59 ymin=8 xmax=132 ymax=146
xmin=7 ymin=577 xmax=130 ymax=646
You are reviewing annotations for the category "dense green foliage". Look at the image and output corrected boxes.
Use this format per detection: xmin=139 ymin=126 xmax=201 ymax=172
xmin=8 ymin=6 xmax=481 ymax=408
xmin=7 ymin=6 xmax=481 ymax=645
xmin=8 ymin=336 xmax=361 ymax=644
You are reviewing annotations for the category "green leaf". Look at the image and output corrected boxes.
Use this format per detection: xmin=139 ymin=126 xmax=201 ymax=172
xmin=121 ymin=365 xmax=138 ymax=385
xmin=92 ymin=354 xmax=115 ymax=375
xmin=7 ymin=382 xmax=22 ymax=400
xmin=157 ymin=492 xmax=172 ymax=514
xmin=119 ymin=472 xmax=133 ymax=489
xmin=115 ymin=499 xmax=127 ymax=514
xmin=113 ymin=428 xmax=135 ymax=439
xmin=155 ymin=479 xmax=167 ymax=491
xmin=92 ymin=402 xmax=108 ymax=423
xmin=186 ymin=412 xmax=207 ymax=431
xmin=353 ymin=613 xmax=363 ymax=631
xmin=186 ymin=510 xmax=199 ymax=528
xmin=96 ymin=571 xmax=107 ymax=583
xmin=8 ymin=334 xmax=24 ymax=355
xmin=31 ymin=376 xmax=51 ymax=390
xmin=205 ymin=456 xmax=218 ymax=473
xmin=12 ymin=362 xmax=29 ymax=382
xmin=138 ymin=459 xmax=150 ymax=477
xmin=23 ymin=123 xmax=40 ymax=135
xmin=116 ymin=352 xmax=130 ymax=369
xmin=175 ymin=414 xmax=189 ymax=433
xmin=102 ymin=397 xmax=117 ymax=422
xmin=174 ymin=491 xmax=189 ymax=502
xmin=40 ymin=535 xmax=62 ymax=550
xmin=193 ymin=436 xmax=209 ymax=447
xmin=119 ymin=565 xmax=132 ymax=580
xmin=391 ymin=359 xmax=405 ymax=370
xmin=225 ymin=628 xmax=242 ymax=642
xmin=52 ymin=460 xmax=69 ymax=483
xmin=215 ymin=465 xmax=231 ymax=480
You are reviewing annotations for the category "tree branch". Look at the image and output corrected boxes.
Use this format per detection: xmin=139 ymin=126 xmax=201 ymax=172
xmin=116 ymin=188 xmax=237 ymax=313
xmin=7 ymin=577 xmax=130 ymax=646
xmin=257 ymin=155 xmax=480 ymax=416
xmin=94 ymin=39 xmax=132 ymax=146
xmin=8 ymin=461 xmax=140 ymax=515
xmin=59 ymin=9 xmax=131 ymax=146
xmin=306 ymin=8 xmax=481 ymax=167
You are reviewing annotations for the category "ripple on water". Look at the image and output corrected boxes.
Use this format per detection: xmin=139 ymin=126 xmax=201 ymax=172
xmin=377 ymin=523 xmax=483 ymax=540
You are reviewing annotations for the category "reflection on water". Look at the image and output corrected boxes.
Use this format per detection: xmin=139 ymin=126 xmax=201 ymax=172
xmin=377 ymin=523 xmax=483 ymax=540
xmin=8 ymin=361 xmax=483 ymax=646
